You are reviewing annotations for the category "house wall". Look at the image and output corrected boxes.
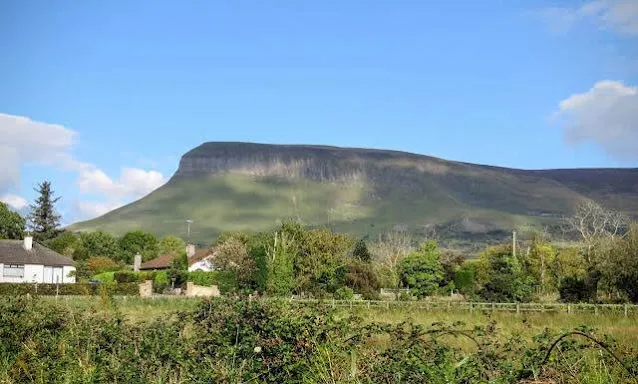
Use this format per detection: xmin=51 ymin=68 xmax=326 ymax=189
xmin=25 ymin=264 xmax=44 ymax=283
xmin=0 ymin=263 xmax=76 ymax=284
xmin=185 ymin=282 xmax=220 ymax=297
xmin=188 ymin=258 xmax=216 ymax=272
xmin=62 ymin=266 xmax=76 ymax=283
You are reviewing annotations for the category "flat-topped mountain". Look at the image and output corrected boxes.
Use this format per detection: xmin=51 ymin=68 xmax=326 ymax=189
xmin=71 ymin=142 xmax=638 ymax=252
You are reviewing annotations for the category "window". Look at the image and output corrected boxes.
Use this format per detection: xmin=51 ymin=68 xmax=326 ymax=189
xmin=3 ymin=264 xmax=25 ymax=278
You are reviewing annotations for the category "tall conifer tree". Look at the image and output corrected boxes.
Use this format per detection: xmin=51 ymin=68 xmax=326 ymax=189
xmin=28 ymin=180 xmax=62 ymax=242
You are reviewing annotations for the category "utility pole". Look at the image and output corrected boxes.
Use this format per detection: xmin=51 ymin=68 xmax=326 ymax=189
xmin=512 ymin=230 xmax=517 ymax=258
xmin=186 ymin=220 xmax=194 ymax=239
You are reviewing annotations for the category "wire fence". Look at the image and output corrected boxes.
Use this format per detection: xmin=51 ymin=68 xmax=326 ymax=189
xmin=281 ymin=298 xmax=638 ymax=316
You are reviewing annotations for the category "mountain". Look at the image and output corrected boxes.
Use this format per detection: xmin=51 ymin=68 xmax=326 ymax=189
xmin=71 ymin=142 xmax=638 ymax=252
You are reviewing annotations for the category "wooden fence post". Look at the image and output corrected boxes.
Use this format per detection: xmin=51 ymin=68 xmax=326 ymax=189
xmin=624 ymin=304 xmax=628 ymax=317
xmin=594 ymin=305 xmax=598 ymax=315
xmin=516 ymin=303 xmax=520 ymax=315
xmin=567 ymin=304 xmax=571 ymax=314
xmin=469 ymin=302 xmax=473 ymax=313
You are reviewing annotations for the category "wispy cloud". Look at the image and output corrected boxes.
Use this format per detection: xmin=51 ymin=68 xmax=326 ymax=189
xmin=536 ymin=0 xmax=638 ymax=36
xmin=0 ymin=113 xmax=77 ymax=190
xmin=0 ymin=193 xmax=29 ymax=211
xmin=0 ymin=113 xmax=166 ymax=221
xmin=553 ymin=80 xmax=638 ymax=161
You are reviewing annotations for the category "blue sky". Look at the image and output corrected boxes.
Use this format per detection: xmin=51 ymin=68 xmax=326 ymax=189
xmin=1 ymin=0 xmax=637 ymax=223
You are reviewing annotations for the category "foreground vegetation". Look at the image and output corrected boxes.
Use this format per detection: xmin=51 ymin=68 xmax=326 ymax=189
xmin=2 ymin=295 xmax=637 ymax=383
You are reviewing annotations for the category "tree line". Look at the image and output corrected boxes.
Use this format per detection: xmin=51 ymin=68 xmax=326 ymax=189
xmin=2 ymin=181 xmax=637 ymax=303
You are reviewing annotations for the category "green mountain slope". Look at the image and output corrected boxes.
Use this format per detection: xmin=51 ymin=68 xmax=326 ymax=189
xmin=71 ymin=142 xmax=638 ymax=250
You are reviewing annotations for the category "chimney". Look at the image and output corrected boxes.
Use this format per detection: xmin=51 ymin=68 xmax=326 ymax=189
xmin=23 ymin=236 xmax=33 ymax=251
xmin=186 ymin=244 xmax=196 ymax=258
xmin=133 ymin=253 xmax=142 ymax=272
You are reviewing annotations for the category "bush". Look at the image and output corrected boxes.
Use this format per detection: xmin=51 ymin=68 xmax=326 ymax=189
xmin=114 ymin=271 xmax=141 ymax=283
xmin=153 ymin=271 xmax=170 ymax=293
xmin=105 ymin=282 xmax=139 ymax=296
xmin=559 ymin=276 xmax=597 ymax=303
xmin=0 ymin=282 xmax=139 ymax=296
xmin=454 ymin=265 xmax=475 ymax=295
xmin=93 ymin=271 xmax=116 ymax=283
xmin=87 ymin=256 xmax=119 ymax=274
xmin=188 ymin=271 xmax=237 ymax=293
xmin=168 ymin=269 xmax=188 ymax=287
xmin=334 ymin=286 xmax=354 ymax=300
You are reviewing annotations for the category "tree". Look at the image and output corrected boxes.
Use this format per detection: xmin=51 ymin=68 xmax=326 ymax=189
xmin=118 ymin=230 xmax=159 ymax=263
xmin=46 ymin=231 xmax=80 ymax=257
xmin=79 ymin=230 xmax=119 ymax=260
xmin=524 ymin=235 xmax=557 ymax=295
xmin=0 ymin=202 xmax=25 ymax=240
xmin=598 ymin=225 xmax=638 ymax=303
xmin=87 ymin=256 xmax=119 ymax=275
xmin=369 ymin=228 xmax=414 ymax=293
xmin=399 ymin=241 xmax=444 ymax=298
xmin=564 ymin=201 xmax=629 ymax=263
xmin=352 ymin=238 xmax=372 ymax=262
xmin=453 ymin=262 xmax=476 ymax=296
xmin=370 ymin=228 xmax=414 ymax=271
xmin=345 ymin=259 xmax=380 ymax=299
xmin=158 ymin=235 xmax=186 ymax=256
xmin=27 ymin=180 xmax=62 ymax=242
xmin=266 ymin=230 xmax=295 ymax=296
xmin=475 ymin=245 xmax=534 ymax=302
xmin=214 ymin=236 xmax=256 ymax=289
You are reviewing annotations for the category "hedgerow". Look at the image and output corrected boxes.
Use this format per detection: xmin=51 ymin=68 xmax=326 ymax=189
xmin=0 ymin=282 xmax=138 ymax=296
xmin=0 ymin=296 xmax=636 ymax=383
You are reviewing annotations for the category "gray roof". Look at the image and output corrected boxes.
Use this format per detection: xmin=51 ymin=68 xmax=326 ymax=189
xmin=0 ymin=240 xmax=74 ymax=266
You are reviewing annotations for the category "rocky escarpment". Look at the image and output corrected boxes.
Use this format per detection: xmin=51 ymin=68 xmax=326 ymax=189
xmin=173 ymin=142 xmax=455 ymax=182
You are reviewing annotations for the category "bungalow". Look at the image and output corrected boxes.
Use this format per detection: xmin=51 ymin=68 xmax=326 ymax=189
xmin=139 ymin=252 xmax=180 ymax=271
xmin=188 ymin=247 xmax=218 ymax=272
xmin=0 ymin=236 xmax=76 ymax=284
xmin=138 ymin=243 xmax=220 ymax=272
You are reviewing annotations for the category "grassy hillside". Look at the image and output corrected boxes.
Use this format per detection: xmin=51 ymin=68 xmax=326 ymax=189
xmin=71 ymin=143 xmax=638 ymax=250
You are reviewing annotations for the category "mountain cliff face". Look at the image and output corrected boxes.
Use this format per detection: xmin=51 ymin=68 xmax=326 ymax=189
xmin=72 ymin=142 xmax=638 ymax=251
xmin=174 ymin=142 xmax=451 ymax=182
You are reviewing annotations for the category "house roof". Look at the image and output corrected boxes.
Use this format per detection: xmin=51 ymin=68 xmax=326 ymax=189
xmin=0 ymin=240 xmax=74 ymax=266
xmin=140 ymin=252 xmax=179 ymax=270
xmin=188 ymin=247 xmax=217 ymax=265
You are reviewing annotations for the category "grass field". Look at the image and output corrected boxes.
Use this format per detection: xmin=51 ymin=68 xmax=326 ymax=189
xmin=47 ymin=295 xmax=638 ymax=350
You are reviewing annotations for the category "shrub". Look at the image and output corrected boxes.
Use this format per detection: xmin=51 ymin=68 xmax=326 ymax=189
xmin=188 ymin=270 xmax=237 ymax=293
xmin=114 ymin=271 xmax=141 ymax=283
xmin=454 ymin=264 xmax=475 ymax=295
xmin=93 ymin=271 xmax=116 ymax=283
xmin=334 ymin=286 xmax=354 ymax=300
xmin=559 ymin=276 xmax=597 ymax=303
xmin=87 ymin=256 xmax=119 ymax=274
xmin=168 ymin=269 xmax=189 ymax=287
xmin=0 ymin=282 xmax=139 ymax=296
xmin=153 ymin=271 xmax=170 ymax=293
xmin=105 ymin=282 xmax=139 ymax=296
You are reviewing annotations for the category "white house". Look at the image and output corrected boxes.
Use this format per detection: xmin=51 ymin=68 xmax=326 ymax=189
xmin=187 ymin=246 xmax=218 ymax=272
xmin=0 ymin=236 xmax=76 ymax=284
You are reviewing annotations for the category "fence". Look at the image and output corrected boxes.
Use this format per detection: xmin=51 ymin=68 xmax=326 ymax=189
xmin=282 ymin=298 xmax=638 ymax=317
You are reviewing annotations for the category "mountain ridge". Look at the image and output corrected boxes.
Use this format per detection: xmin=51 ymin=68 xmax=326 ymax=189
xmin=71 ymin=142 xmax=638 ymax=252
